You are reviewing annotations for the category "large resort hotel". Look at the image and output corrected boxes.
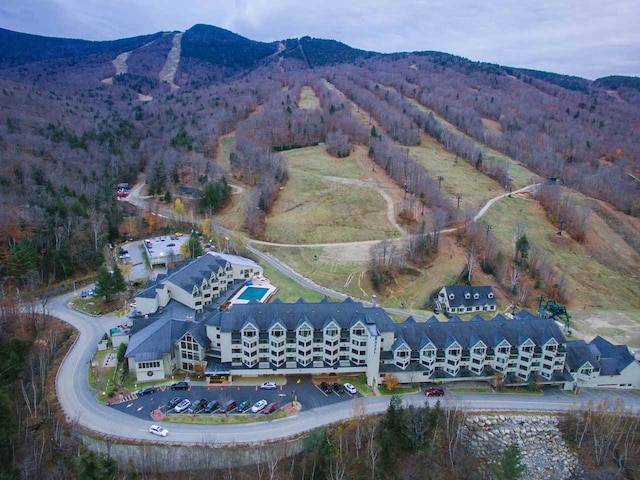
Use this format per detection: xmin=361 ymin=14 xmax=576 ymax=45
xmin=122 ymin=252 xmax=640 ymax=390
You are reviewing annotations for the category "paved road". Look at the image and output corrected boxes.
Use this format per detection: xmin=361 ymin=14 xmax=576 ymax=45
xmin=51 ymin=291 xmax=640 ymax=445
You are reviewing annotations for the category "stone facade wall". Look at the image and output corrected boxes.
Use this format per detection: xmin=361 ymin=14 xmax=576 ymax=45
xmin=465 ymin=414 xmax=581 ymax=480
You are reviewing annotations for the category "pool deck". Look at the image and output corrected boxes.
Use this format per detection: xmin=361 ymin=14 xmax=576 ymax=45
xmin=228 ymin=275 xmax=278 ymax=306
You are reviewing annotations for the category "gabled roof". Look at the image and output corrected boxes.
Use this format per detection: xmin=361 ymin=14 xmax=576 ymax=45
xmin=126 ymin=316 xmax=206 ymax=361
xmin=392 ymin=337 xmax=410 ymax=351
xmin=209 ymin=298 xmax=395 ymax=335
xmin=393 ymin=310 xmax=565 ymax=351
xmin=162 ymin=252 xmax=253 ymax=293
xmin=442 ymin=285 xmax=496 ymax=308
xmin=566 ymin=340 xmax=601 ymax=372
xmin=589 ymin=336 xmax=636 ymax=375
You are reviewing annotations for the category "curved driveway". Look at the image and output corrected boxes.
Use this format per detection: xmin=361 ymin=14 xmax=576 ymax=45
xmin=51 ymin=291 xmax=640 ymax=445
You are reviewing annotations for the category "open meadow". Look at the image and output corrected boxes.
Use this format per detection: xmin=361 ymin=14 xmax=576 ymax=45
xmin=264 ymin=145 xmax=404 ymax=243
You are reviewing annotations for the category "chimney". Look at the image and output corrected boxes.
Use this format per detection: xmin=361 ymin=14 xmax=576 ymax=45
xmin=371 ymin=295 xmax=378 ymax=308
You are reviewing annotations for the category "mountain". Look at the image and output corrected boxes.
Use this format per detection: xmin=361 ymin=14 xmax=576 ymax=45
xmin=181 ymin=24 xmax=279 ymax=68
xmin=0 ymin=27 xmax=163 ymax=69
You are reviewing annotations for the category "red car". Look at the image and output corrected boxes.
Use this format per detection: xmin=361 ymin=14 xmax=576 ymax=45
xmin=262 ymin=402 xmax=278 ymax=414
xmin=425 ymin=387 xmax=445 ymax=397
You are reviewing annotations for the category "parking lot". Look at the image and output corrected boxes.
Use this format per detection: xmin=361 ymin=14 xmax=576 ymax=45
xmin=110 ymin=376 xmax=362 ymax=420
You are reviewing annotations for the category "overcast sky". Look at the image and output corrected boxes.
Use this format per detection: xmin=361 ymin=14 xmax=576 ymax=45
xmin=1 ymin=0 xmax=638 ymax=79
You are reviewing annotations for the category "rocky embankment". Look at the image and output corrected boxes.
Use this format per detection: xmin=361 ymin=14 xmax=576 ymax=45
xmin=465 ymin=414 xmax=581 ymax=479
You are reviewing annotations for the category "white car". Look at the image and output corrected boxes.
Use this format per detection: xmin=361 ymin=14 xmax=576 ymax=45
xmin=260 ymin=381 xmax=278 ymax=390
xmin=251 ymin=399 xmax=268 ymax=413
xmin=174 ymin=399 xmax=191 ymax=413
xmin=149 ymin=425 xmax=168 ymax=437
xmin=344 ymin=383 xmax=357 ymax=395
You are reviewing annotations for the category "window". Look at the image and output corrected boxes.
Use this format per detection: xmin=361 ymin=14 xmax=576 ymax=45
xmin=298 ymin=327 xmax=312 ymax=338
xmin=580 ymin=366 xmax=593 ymax=376
xmin=464 ymin=293 xmax=471 ymax=299
xmin=397 ymin=350 xmax=409 ymax=358
xmin=473 ymin=293 xmax=479 ymax=299
xmin=244 ymin=329 xmax=256 ymax=337
xmin=498 ymin=346 xmax=510 ymax=355
xmin=325 ymin=327 xmax=339 ymax=337
xmin=449 ymin=348 xmax=461 ymax=357
xmin=138 ymin=361 xmax=161 ymax=369
xmin=488 ymin=293 xmax=494 ymax=299
xmin=271 ymin=328 xmax=284 ymax=337
xmin=449 ymin=294 xmax=454 ymax=299
xmin=353 ymin=328 xmax=365 ymax=336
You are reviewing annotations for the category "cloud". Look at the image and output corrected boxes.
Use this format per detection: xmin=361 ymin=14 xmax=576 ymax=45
xmin=0 ymin=0 xmax=638 ymax=78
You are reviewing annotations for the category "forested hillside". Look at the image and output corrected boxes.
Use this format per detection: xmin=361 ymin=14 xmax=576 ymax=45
xmin=0 ymin=23 xmax=639 ymax=478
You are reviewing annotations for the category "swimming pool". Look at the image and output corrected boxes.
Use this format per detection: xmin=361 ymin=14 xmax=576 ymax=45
xmin=236 ymin=286 xmax=270 ymax=301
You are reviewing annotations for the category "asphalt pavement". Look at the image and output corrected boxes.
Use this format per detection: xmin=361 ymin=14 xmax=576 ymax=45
xmin=111 ymin=377 xmax=361 ymax=420
xmin=50 ymin=291 xmax=640 ymax=446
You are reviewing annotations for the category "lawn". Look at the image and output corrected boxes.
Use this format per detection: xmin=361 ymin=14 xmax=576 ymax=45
xmin=164 ymin=410 xmax=287 ymax=425
xmin=299 ymin=86 xmax=320 ymax=109
xmin=262 ymin=263 xmax=327 ymax=303
xmin=258 ymin=245 xmax=371 ymax=301
xmin=88 ymin=348 xmax=119 ymax=402
xmin=265 ymin=146 xmax=400 ymax=243
xmin=481 ymin=197 xmax=640 ymax=314
xmin=256 ymin=233 xmax=502 ymax=320
xmin=409 ymin=135 xmax=505 ymax=211
xmin=404 ymin=97 xmax=541 ymax=189
xmin=71 ymin=295 xmax=128 ymax=316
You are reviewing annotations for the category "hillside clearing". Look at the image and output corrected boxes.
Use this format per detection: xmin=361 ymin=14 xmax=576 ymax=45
xmin=404 ymin=97 xmax=541 ymax=188
xmin=265 ymin=146 xmax=404 ymax=243
xmin=409 ymin=134 xmax=505 ymax=211
xmin=299 ymin=85 xmax=320 ymax=109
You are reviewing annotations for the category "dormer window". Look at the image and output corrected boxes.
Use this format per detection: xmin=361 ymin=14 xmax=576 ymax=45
xmin=298 ymin=327 xmax=312 ymax=338
xmin=473 ymin=293 xmax=480 ymax=299
xmin=449 ymin=294 xmax=455 ymax=300
xmin=488 ymin=293 xmax=494 ymax=299
xmin=464 ymin=293 xmax=471 ymax=299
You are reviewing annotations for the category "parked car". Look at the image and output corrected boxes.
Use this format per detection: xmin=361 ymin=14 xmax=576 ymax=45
xmin=332 ymin=383 xmax=345 ymax=394
xmin=166 ymin=397 xmax=182 ymax=409
xmin=425 ymin=387 xmax=445 ymax=397
xmin=167 ymin=243 xmax=176 ymax=247
xmin=170 ymin=381 xmax=189 ymax=390
xmin=219 ymin=400 xmax=237 ymax=413
xmin=260 ymin=381 xmax=277 ymax=390
xmin=136 ymin=386 xmax=156 ymax=396
xmin=149 ymin=425 xmax=169 ymax=437
xmin=262 ymin=402 xmax=278 ymax=414
xmin=192 ymin=398 xmax=208 ymax=412
xmin=129 ymin=302 xmax=137 ymax=309
xmin=175 ymin=232 xmax=184 ymax=237
xmin=80 ymin=290 xmax=88 ymax=298
xmin=203 ymin=400 xmax=220 ymax=413
xmin=343 ymin=383 xmax=357 ymax=395
xmin=237 ymin=400 xmax=250 ymax=412
xmin=251 ymin=399 xmax=268 ymax=413
xmin=174 ymin=399 xmax=191 ymax=413
xmin=319 ymin=382 xmax=332 ymax=394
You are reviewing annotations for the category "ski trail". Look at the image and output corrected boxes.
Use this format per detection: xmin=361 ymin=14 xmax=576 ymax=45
xmin=101 ymin=51 xmax=131 ymax=84
xmin=159 ymin=32 xmax=183 ymax=91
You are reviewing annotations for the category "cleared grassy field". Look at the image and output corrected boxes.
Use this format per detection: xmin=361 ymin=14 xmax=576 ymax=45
xmin=409 ymin=135 xmax=505 ymax=211
xmin=299 ymin=86 xmax=320 ymax=109
xmin=259 ymin=245 xmax=371 ymax=300
xmin=265 ymin=146 xmax=400 ymax=243
xmin=262 ymin=263 xmax=327 ymax=303
xmin=257 ymin=234 xmax=508 ymax=320
xmin=481 ymin=197 xmax=640 ymax=314
xmin=405 ymin=97 xmax=541 ymax=189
